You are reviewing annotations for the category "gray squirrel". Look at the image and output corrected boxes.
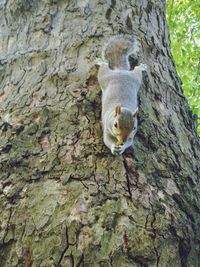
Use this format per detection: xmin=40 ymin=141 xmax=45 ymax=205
xmin=97 ymin=35 xmax=146 ymax=155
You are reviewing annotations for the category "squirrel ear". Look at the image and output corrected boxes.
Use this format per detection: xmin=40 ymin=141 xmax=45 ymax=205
xmin=115 ymin=105 xmax=121 ymax=117
xmin=132 ymin=107 xmax=139 ymax=117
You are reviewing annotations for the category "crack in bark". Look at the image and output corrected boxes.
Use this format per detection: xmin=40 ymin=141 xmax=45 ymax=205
xmin=123 ymin=230 xmax=151 ymax=267
xmin=168 ymin=142 xmax=182 ymax=172
xmin=23 ymin=244 xmax=33 ymax=267
xmin=56 ymin=225 xmax=83 ymax=267
xmin=123 ymin=156 xmax=133 ymax=200
xmin=169 ymin=225 xmax=193 ymax=267
xmin=154 ymin=247 xmax=160 ymax=267
xmin=56 ymin=225 xmax=70 ymax=267
xmin=122 ymin=150 xmax=138 ymax=201
xmin=2 ymin=206 xmax=13 ymax=245
xmin=130 ymin=256 xmax=149 ymax=267
xmin=105 ymin=0 xmax=116 ymax=21
xmin=76 ymin=253 xmax=84 ymax=267
xmin=69 ymin=252 xmax=75 ymax=267
xmin=149 ymin=195 xmax=161 ymax=267
xmin=179 ymin=237 xmax=192 ymax=267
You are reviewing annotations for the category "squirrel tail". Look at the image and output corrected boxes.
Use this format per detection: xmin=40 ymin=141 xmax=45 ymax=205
xmin=102 ymin=35 xmax=138 ymax=70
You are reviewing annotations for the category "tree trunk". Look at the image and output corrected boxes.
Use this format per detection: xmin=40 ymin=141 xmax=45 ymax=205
xmin=0 ymin=0 xmax=199 ymax=266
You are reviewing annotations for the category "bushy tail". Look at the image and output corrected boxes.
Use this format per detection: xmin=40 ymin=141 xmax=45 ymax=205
xmin=102 ymin=35 xmax=137 ymax=70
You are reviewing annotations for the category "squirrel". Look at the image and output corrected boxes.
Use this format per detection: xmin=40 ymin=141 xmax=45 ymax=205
xmin=97 ymin=35 xmax=146 ymax=155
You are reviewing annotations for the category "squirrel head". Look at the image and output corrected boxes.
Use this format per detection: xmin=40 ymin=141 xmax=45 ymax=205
xmin=112 ymin=105 xmax=138 ymax=145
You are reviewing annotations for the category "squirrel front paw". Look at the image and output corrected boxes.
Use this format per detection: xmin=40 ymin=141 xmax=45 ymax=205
xmin=138 ymin=63 xmax=147 ymax=71
xmin=111 ymin=144 xmax=125 ymax=155
xmin=134 ymin=63 xmax=147 ymax=72
xmin=94 ymin=58 xmax=105 ymax=66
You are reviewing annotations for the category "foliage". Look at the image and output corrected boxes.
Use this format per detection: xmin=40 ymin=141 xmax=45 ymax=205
xmin=166 ymin=0 xmax=200 ymax=134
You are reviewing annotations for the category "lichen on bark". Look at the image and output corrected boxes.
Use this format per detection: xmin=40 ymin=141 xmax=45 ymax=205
xmin=0 ymin=0 xmax=199 ymax=267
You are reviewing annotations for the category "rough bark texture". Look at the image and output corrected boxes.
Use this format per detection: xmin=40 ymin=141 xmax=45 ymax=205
xmin=0 ymin=0 xmax=199 ymax=266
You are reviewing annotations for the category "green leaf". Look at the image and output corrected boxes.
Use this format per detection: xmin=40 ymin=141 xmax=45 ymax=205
xmin=166 ymin=0 xmax=200 ymax=134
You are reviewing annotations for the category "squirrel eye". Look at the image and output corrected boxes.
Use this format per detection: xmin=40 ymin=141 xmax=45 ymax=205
xmin=114 ymin=122 xmax=118 ymax=128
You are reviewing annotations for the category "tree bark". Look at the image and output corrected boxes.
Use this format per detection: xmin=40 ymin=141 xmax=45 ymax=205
xmin=0 ymin=0 xmax=199 ymax=266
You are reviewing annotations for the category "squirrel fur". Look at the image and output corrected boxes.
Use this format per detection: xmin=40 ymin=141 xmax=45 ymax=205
xmin=98 ymin=35 xmax=146 ymax=155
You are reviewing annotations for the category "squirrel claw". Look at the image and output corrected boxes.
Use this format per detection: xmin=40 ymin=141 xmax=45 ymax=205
xmin=138 ymin=63 xmax=147 ymax=71
xmin=94 ymin=58 xmax=105 ymax=66
xmin=111 ymin=144 xmax=124 ymax=155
